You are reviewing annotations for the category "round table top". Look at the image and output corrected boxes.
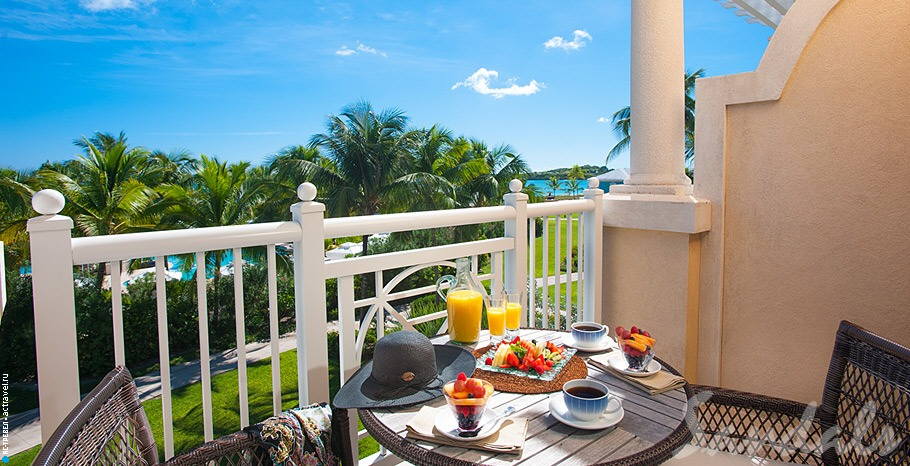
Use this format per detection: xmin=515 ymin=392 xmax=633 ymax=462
xmin=359 ymin=328 xmax=692 ymax=466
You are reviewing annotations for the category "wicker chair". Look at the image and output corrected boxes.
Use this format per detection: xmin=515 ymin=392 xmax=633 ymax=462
xmin=690 ymin=320 xmax=909 ymax=465
xmin=33 ymin=366 xmax=356 ymax=465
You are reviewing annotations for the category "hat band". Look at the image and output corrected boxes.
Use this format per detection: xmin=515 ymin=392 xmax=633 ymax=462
xmin=369 ymin=373 xmax=444 ymax=401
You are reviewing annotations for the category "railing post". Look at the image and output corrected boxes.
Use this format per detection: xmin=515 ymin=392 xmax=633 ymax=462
xmin=582 ymin=177 xmax=604 ymax=322
xmin=503 ymin=179 xmax=529 ymax=326
xmin=26 ymin=189 xmax=80 ymax=443
xmin=290 ymin=183 xmax=331 ymax=405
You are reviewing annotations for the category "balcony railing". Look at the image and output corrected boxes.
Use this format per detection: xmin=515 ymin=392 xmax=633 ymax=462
xmin=26 ymin=177 xmax=605 ymax=461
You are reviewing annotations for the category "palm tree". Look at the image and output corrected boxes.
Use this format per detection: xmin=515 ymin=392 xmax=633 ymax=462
xmin=607 ymin=69 xmax=705 ymax=165
xmin=0 ymin=168 xmax=38 ymax=272
xmin=566 ymin=164 xmax=586 ymax=195
xmin=546 ymin=176 xmax=563 ymax=196
xmin=406 ymin=127 xmax=472 ymax=211
xmin=459 ymin=140 xmax=529 ymax=208
xmin=39 ymin=132 xmax=160 ymax=283
xmin=259 ymin=145 xmax=330 ymax=222
xmin=297 ymin=101 xmax=451 ymax=254
xmin=158 ymin=155 xmax=264 ymax=284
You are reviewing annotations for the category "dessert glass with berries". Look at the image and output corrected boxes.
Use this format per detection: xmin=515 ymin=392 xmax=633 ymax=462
xmin=443 ymin=372 xmax=494 ymax=435
xmin=614 ymin=326 xmax=656 ymax=372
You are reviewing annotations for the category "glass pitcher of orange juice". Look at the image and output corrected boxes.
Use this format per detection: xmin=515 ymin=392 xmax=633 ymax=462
xmin=436 ymin=257 xmax=485 ymax=345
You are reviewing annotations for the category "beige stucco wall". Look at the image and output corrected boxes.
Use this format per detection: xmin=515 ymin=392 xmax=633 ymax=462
xmin=719 ymin=0 xmax=910 ymax=402
xmin=602 ymin=227 xmax=698 ymax=376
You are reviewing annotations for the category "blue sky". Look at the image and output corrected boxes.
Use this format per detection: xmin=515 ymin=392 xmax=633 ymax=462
xmin=0 ymin=0 xmax=772 ymax=172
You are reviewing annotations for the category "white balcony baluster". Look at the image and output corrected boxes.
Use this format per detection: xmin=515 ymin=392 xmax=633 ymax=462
xmin=196 ymin=251 xmax=214 ymax=442
xmin=528 ymin=218 xmax=537 ymax=327
xmin=542 ymin=217 xmax=550 ymax=329
xmin=266 ymin=244 xmax=282 ymax=415
xmin=155 ymin=256 xmax=175 ymax=459
xmin=554 ymin=215 xmax=562 ymax=330
xmin=232 ymin=247 xmax=249 ymax=428
xmin=110 ymin=260 xmax=125 ymax=367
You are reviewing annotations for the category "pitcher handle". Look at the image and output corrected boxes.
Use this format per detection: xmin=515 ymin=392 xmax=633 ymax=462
xmin=436 ymin=275 xmax=456 ymax=301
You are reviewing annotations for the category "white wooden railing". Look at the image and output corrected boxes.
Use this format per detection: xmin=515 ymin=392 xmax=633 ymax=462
xmin=25 ymin=178 xmax=604 ymax=461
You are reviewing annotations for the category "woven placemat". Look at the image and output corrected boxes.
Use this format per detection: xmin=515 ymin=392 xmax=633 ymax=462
xmin=470 ymin=346 xmax=588 ymax=394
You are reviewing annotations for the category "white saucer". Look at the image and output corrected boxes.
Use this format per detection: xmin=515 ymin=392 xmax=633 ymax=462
xmin=548 ymin=393 xmax=624 ymax=430
xmin=562 ymin=334 xmax=617 ymax=352
xmin=434 ymin=407 xmax=507 ymax=442
xmin=608 ymin=356 xmax=662 ymax=377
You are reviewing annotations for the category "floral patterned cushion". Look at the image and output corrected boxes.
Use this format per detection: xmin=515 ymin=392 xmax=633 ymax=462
xmin=247 ymin=403 xmax=339 ymax=466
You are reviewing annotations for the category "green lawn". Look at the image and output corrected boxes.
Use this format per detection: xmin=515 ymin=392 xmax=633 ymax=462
xmin=532 ymin=215 xmax=583 ymax=323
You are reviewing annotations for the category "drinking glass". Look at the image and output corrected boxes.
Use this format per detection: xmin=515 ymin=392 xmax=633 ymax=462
xmin=487 ymin=295 xmax=507 ymax=346
xmin=504 ymin=292 xmax=523 ymax=340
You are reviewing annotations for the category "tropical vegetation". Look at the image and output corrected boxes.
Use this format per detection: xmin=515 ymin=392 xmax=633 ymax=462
xmin=607 ymin=69 xmax=705 ymax=165
xmin=0 ymin=101 xmax=533 ymax=272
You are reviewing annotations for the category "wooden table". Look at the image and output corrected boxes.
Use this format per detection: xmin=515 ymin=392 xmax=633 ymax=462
xmin=359 ymin=329 xmax=692 ymax=465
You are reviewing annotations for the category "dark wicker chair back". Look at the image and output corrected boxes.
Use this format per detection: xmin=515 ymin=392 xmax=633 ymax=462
xmin=35 ymin=366 xmax=356 ymax=466
xmin=819 ymin=321 xmax=910 ymax=465
xmin=33 ymin=366 xmax=159 ymax=465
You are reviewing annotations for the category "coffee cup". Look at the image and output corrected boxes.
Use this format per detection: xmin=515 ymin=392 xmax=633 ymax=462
xmin=562 ymin=379 xmax=621 ymax=422
xmin=571 ymin=321 xmax=607 ymax=348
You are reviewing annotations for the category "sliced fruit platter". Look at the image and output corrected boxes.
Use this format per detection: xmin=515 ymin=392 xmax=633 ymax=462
xmin=476 ymin=336 xmax=577 ymax=381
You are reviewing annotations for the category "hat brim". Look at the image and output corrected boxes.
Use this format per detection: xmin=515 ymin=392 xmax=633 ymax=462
xmin=332 ymin=343 xmax=476 ymax=409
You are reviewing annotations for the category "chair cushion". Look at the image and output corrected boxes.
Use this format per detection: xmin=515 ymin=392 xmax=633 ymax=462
xmin=246 ymin=403 xmax=339 ymax=465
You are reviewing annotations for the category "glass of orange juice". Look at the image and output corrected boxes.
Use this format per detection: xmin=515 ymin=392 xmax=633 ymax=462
xmin=487 ymin=296 xmax=507 ymax=346
xmin=505 ymin=292 xmax=523 ymax=339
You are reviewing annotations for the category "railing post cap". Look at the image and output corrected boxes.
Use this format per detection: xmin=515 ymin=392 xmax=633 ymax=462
xmin=509 ymin=179 xmax=523 ymax=193
xmin=32 ymin=189 xmax=65 ymax=215
xmin=586 ymin=177 xmax=599 ymax=189
xmin=297 ymin=182 xmax=317 ymax=202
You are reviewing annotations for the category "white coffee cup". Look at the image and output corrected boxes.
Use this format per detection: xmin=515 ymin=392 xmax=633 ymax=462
xmin=562 ymin=379 xmax=622 ymax=421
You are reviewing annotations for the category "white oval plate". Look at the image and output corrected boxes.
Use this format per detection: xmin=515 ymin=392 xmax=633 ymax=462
xmin=561 ymin=334 xmax=617 ymax=353
xmin=434 ymin=407 xmax=507 ymax=442
xmin=548 ymin=393 xmax=624 ymax=430
xmin=608 ymin=357 xmax=662 ymax=377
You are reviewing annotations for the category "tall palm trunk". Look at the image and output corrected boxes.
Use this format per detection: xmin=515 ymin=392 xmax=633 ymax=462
xmin=362 ymin=234 xmax=370 ymax=256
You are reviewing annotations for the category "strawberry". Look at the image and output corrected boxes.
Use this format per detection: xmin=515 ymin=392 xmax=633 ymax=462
xmin=533 ymin=363 xmax=545 ymax=374
xmin=631 ymin=326 xmax=639 ymax=335
xmin=642 ymin=330 xmax=651 ymax=338
xmin=511 ymin=336 xmax=521 ymax=344
xmin=506 ymin=352 xmax=520 ymax=367
xmin=454 ymin=379 xmax=466 ymax=392
xmin=615 ymin=326 xmax=625 ymax=337
xmin=485 ymin=357 xmax=493 ymax=365
xmin=456 ymin=372 xmax=467 ymax=381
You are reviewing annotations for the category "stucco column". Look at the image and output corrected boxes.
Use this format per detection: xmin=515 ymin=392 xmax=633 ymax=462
xmin=611 ymin=0 xmax=693 ymax=196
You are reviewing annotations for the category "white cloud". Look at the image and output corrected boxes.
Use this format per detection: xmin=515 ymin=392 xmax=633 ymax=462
xmin=335 ymin=46 xmax=356 ymax=56
xmin=544 ymin=29 xmax=592 ymax=51
xmin=356 ymin=43 xmax=387 ymax=57
xmin=80 ymin=0 xmax=149 ymax=12
xmin=335 ymin=42 xmax=387 ymax=57
xmin=451 ymin=68 xmax=543 ymax=99
xmin=597 ymin=116 xmax=609 ymax=123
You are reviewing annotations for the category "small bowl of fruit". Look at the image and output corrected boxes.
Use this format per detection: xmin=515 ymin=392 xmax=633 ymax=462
xmin=614 ymin=326 xmax=656 ymax=372
xmin=443 ymin=372 xmax=494 ymax=435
